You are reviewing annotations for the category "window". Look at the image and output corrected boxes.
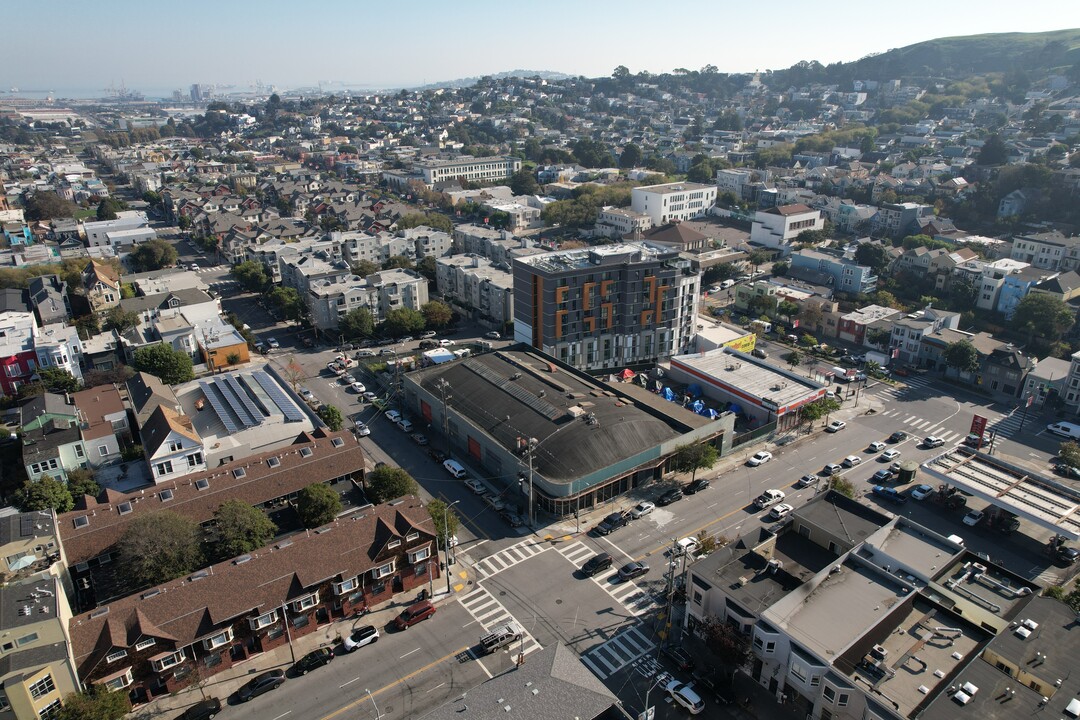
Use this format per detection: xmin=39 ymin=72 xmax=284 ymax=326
xmin=195 ymin=478 xmax=209 ymax=490
xmin=106 ymin=649 xmax=128 ymax=663
xmin=250 ymin=610 xmax=278 ymax=630
xmin=151 ymin=650 xmax=185 ymax=672
xmin=410 ymin=547 xmax=430 ymax=563
xmin=16 ymin=633 xmax=38 ymax=647
xmin=169 ymin=441 xmax=182 ymax=452
xmin=0 ymin=693 xmax=8 ymax=710
xmin=103 ymin=668 xmax=133 ymax=690
xmin=203 ymin=629 xmax=233 ymax=650
xmin=334 ymin=577 xmax=358 ymax=595
xmin=406 ymin=531 xmax=419 ymax=542
xmin=838 ymin=693 xmax=849 ymax=707
xmin=97 ymin=445 xmax=109 ymax=457
xmin=373 ymin=561 xmax=395 ymax=579
xmin=187 ymin=452 xmax=203 ymax=467
xmin=823 ymin=686 xmax=836 ymax=702
xmin=135 ymin=638 xmax=157 ymax=651
xmin=765 ymin=641 xmax=775 ymax=653
xmin=38 ymin=699 xmax=62 ymax=720
xmin=387 ymin=539 xmax=401 ymax=549
xmin=293 ymin=592 xmax=319 ymax=612
xmin=156 ymin=461 xmax=173 ymax=476
xmin=28 ymin=674 xmax=55 ymax=700
xmin=75 ymin=445 xmax=85 ymax=458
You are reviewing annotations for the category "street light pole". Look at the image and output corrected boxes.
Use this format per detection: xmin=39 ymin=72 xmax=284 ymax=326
xmin=642 ymin=672 xmax=668 ymax=720
xmin=442 ymin=499 xmax=460 ymax=596
xmin=436 ymin=379 xmax=452 ymax=456
xmin=365 ymin=688 xmax=382 ymax=719
xmin=527 ymin=437 xmax=537 ymax=527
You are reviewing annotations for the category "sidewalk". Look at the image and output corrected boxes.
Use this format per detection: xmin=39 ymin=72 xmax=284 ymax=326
xmin=130 ymin=563 xmax=466 ymax=719
xmin=542 ymin=392 xmax=887 ymax=539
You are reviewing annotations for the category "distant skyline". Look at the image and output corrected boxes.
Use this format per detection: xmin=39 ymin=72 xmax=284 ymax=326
xmin=6 ymin=1 xmax=1078 ymax=97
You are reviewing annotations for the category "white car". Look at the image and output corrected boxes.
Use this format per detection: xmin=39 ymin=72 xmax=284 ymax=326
xmin=923 ymin=436 xmax=945 ymax=448
xmin=630 ymin=501 xmax=655 ymax=519
xmin=266 ymin=337 xmax=280 ymax=349
xmin=868 ymin=441 xmax=886 ymax=452
xmin=420 ymin=330 xmax=437 ymax=339
xmin=299 ymin=388 xmax=314 ymax=401
xmin=354 ymin=422 xmax=371 ymax=437
xmin=910 ymin=484 xmax=935 ymax=501
xmin=464 ymin=478 xmax=486 ymax=494
xmin=350 ymin=381 xmax=366 ymax=393
xmin=343 ymin=625 xmax=380 ymax=652
xmin=769 ymin=503 xmax=794 ymax=521
xmin=747 ymin=451 xmax=773 ymax=466
xmin=880 ymin=449 xmax=901 ymax=462
xmin=825 ymin=420 xmax=846 ymax=433
xmin=384 ymin=410 xmax=401 ymax=423
xmin=438 ymin=339 xmax=455 ymax=347
xmin=962 ymin=509 xmax=985 ymax=526
xmin=664 ymin=679 xmax=705 ymax=715
xmin=842 ymin=455 xmax=862 ymax=467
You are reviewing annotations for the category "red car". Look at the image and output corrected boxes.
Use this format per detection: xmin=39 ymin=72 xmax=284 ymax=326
xmin=892 ymin=366 xmax=910 ymax=377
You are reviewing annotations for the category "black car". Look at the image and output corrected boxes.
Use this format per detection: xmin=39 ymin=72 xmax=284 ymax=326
xmin=656 ymin=488 xmax=683 ymax=506
xmin=683 ymin=478 xmax=710 ymax=495
xmin=293 ymin=647 xmax=334 ymax=675
xmin=178 ymin=698 xmax=222 ymax=720
xmin=593 ymin=512 xmax=629 ymax=536
xmin=238 ymin=669 xmax=285 ymax=701
xmin=662 ymin=644 xmax=695 ymax=672
xmin=888 ymin=431 xmax=908 ymax=443
xmin=617 ymin=561 xmax=649 ymax=581
xmin=581 ymin=553 xmax=613 ymax=577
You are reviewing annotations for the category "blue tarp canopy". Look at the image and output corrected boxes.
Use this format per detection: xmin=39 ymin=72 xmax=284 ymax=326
xmin=727 ymin=402 xmax=744 ymax=415
xmin=661 ymin=387 xmax=676 ymax=402
xmin=686 ymin=384 xmax=703 ymax=398
xmin=698 ymin=407 xmax=719 ymax=419
xmin=690 ymin=399 xmax=705 ymax=414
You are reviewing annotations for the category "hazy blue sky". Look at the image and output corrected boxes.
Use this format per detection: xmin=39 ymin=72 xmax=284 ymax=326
xmin=6 ymin=0 xmax=1078 ymax=95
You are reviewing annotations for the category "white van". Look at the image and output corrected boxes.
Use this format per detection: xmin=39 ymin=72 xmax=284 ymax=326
xmin=443 ymin=459 xmax=467 ymax=478
xmin=1047 ymin=422 xmax=1080 ymax=440
xmin=719 ymin=279 xmax=736 ymax=290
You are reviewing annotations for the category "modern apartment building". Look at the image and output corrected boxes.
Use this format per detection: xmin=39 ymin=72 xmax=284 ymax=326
xmin=1009 ymin=230 xmax=1080 ymax=272
xmin=308 ymin=268 xmax=429 ymax=332
xmin=749 ymin=204 xmax=824 ymax=253
xmin=630 ymin=182 xmax=717 ymax=226
xmin=789 ymin=248 xmax=877 ymax=293
xmin=436 ymin=255 xmax=514 ymax=327
xmin=417 ymin=156 xmax=521 ymax=185
xmin=512 ymin=242 xmax=699 ymax=371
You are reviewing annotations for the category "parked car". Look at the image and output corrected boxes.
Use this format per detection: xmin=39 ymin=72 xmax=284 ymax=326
xmin=657 ymin=488 xmax=683 ymax=506
xmin=356 ymin=349 xmax=376 ymax=358
xmin=963 ymin=509 xmax=985 ymax=526
xmin=266 ymin=337 xmax=280 ymax=349
xmin=484 ymin=331 xmax=502 ymax=340
xmin=868 ymin=441 xmax=886 ymax=452
xmin=438 ymin=339 xmax=455 ymax=347
xmin=922 ymin=436 xmax=944 ymax=448
xmin=238 ymin=669 xmax=285 ymax=701
xmin=354 ymin=422 xmax=371 ymax=437
xmin=796 ymin=474 xmax=819 ymax=488
xmin=594 ymin=512 xmax=629 ymax=535
xmin=754 ymin=489 xmax=786 ymax=509
xmin=825 ymin=420 xmax=846 ymax=433
xmin=363 ymin=391 xmax=378 ymax=402
xmin=872 ymin=485 xmax=908 ymax=505
xmin=343 ymin=625 xmax=380 ymax=652
xmin=351 ymin=381 xmax=366 ymax=393
xmin=618 ymin=561 xmax=649 ymax=581
xmin=662 ymin=645 xmax=696 ymax=672
xmin=464 ymin=478 xmax=486 ymax=494
xmin=889 ymin=431 xmax=908 ymax=443
xmin=872 ymin=469 xmax=894 ymax=482
xmin=674 ymin=537 xmax=700 ymax=557
xmin=420 ymin=330 xmax=437 ymax=339
xmin=880 ymin=449 xmax=901 ymax=462
xmin=293 ymin=647 xmax=335 ymax=675
xmin=769 ymin=503 xmax=794 ymax=520
xmin=178 ymin=698 xmax=222 ymax=720
xmin=411 ymin=433 xmax=428 ymax=445
xmin=630 ymin=501 xmax=655 ymax=518
xmin=665 ymin=679 xmax=705 ymax=715
xmin=910 ymin=484 xmax=935 ymax=501
xmin=419 ymin=339 xmax=438 ymax=349
xmin=384 ymin=409 xmax=402 ymax=423
xmin=443 ymin=459 xmax=467 ymax=478
xmin=823 ymin=463 xmax=843 ymax=476
xmin=500 ymin=510 xmax=526 ymax=527
xmin=394 ymin=599 xmax=436 ymax=630
xmin=747 ymin=450 xmax=772 ymax=466
xmin=683 ymin=478 xmax=710 ymax=494
xmin=581 ymin=553 xmax=613 ymax=577
xmin=842 ymin=455 xmax=862 ymax=467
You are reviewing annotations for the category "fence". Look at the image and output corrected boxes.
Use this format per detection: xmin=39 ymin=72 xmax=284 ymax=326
xmin=731 ymin=420 xmax=777 ymax=450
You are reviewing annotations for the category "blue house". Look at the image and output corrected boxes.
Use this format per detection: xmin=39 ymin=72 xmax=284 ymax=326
xmin=997 ymin=267 xmax=1055 ymax=318
xmin=790 ymin=249 xmax=877 ymax=294
xmin=2 ymin=222 xmax=32 ymax=246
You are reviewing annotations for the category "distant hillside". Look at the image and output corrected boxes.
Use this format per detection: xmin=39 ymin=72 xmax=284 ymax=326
xmin=809 ymin=29 xmax=1080 ymax=83
xmin=409 ymin=70 xmax=572 ymax=91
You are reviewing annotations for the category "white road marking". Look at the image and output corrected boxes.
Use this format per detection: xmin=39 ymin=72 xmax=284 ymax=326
xmin=272 ymin=713 xmax=292 ymax=720
xmin=341 ymin=677 xmax=361 ymax=688
xmin=399 ymin=647 xmax=421 ymax=659
xmin=425 ymin=682 xmax=447 ymax=693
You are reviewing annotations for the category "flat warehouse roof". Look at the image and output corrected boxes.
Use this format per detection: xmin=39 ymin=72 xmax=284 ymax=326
xmin=670 ymin=348 xmax=825 ymax=412
xmin=921 ymin=447 xmax=1080 ymax=540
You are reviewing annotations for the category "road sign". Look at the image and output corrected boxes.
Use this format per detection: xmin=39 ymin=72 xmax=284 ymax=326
xmin=1026 ymin=394 xmax=1034 ymax=408
xmin=970 ymin=414 xmax=987 ymax=438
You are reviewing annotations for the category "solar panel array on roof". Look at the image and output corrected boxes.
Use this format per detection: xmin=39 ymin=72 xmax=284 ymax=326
xmin=225 ymin=374 xmax=266 ymax=425
xmin=253 ymin=370 xmax=305 ymax=422
xmin=198 ymin=381 xmax=239 ymax=434
xmin=215 ymin=376 xmax=259 ymax=428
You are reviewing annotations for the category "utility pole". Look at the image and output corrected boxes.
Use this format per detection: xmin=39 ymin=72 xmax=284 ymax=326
xmin=659 ymin=537 xmax=678 ymax=652
xmin=442 ymin=499 xmax=460 ymax=596
xmin=436 ymin=379 xmax=452 ymax=455
xmin=526 ymin=438 xmax=537 ymax=528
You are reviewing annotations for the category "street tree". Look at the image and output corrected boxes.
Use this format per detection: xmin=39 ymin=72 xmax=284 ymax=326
xmin=129 ymin=239 xmax=179 ymax=272
xmin=296 ymin=483 xmax=342 ymax=528
xmin=777 ymin=300 xmax=800 ymax=318
xmin=381 ymin=307 xmax=426 ymax=337
xmin=339 ymin=308 xmax=375 ymax=339
xmin=268 ymin=286 xmax=305 ymax=323
xmin=366 ymin=466 xmax=420 ymax=504
xmin=427 ymin=498 xmax=460 ymax=551
xmin=1012 ymin=293 xmax=1075 ymax=342
xmin=830 ymin=475 xmax=856 ymax=498
xmin=508 ymin=168 xmax=539 ymax=195
xmin=747 ymin=249 xmax=771 ymax=273
xmin=213 ymin=499 xmax=277 ymax=559
xmin=944 ymin=340 xmax=981 ymax=375
xmin=133 ymin=343 xmax=195 ymax=385
xmin=671 ymin=442 xmax=719 ymax=483
xmin=18 ymin=476 xmax=74 ymax=513
xmin=56 ymin=686 xmax=130 ymax=720
xmin=38 ymin=367 xmax=81 ymax=394
xmin=421 ymin=301 xmax=453 ymax=329
xmin=102 ymin=305 xmax=140 ymax=334
xmin=798 ymin=301 xmax=825 ymax=332
xmin=318 ymin=404 xmax=343 ymax=431
xmin=231 ymin=260 xmax=270 ymax=292
xmin=800 ymin=397 xmax=841 ymax=428
xmin=1059 ymin=441 xmax=1080 ymax=469
xmin=116 ymin=512 xmax=203 ymax=588
xmin=783 ymin=350 xmax=801 ymax=368
xmin=282 ymin=357 xmax=305 ymax=391
xmin=854 ymin=243 xmax=890 ymax=275
xmin=699 ymin=616 xmax=751 ymax=672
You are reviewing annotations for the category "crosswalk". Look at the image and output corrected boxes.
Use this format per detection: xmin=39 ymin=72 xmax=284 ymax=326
xmin=557 ymin=542 xmax=659 ymax=617
xmin=877 ymin=406 xmax=1024 ymax=443
xmin=872 ymin=374 xmax=936 ymax=400
xmin=457 ymin=585 xmax=543 ymax=657
xmin=580 ymin=625 xmax=657 ymax=680
xmin=472 ymin=539 xmax=551 ymax=580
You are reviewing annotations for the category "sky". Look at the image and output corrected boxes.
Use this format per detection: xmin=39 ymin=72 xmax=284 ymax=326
xmin=6 ymin=0 xmax=1080 ymax=97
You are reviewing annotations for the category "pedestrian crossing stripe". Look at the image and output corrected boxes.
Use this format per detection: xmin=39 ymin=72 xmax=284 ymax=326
xmin=472 ymin=539 xmax=551 ymax=579
xmin=581 ymin=625 xmax=656 ymax=680
xmin=457 ymin=585 xmax=542 ymax=657
xmin=556 ymin=542 xmax=659 ymax=617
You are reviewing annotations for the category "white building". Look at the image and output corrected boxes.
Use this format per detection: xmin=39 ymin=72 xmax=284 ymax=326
xmin=82 ymin=211 xmax=152 ymax=248
xmin=418 ymin=156 xmax=522 ymax=185
xmin=630 ymin=182 xmax=717 ymax=226
xmin=141 ymin=405 xmax=206 ymax=484
xmin=749 ymin=204 xmax=824 ymax=254
xmin=308 ymin=268 xmax=429 ymax=332
xmin=33 ymin=323 xmax=83 ymax=383
xmin=435 ymin=254 xmax=514 ymax=327
xmin=596 ymin=206 xmax=653 ymax=238
xmin=714 ymin=168 xmax=756 ymax=200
